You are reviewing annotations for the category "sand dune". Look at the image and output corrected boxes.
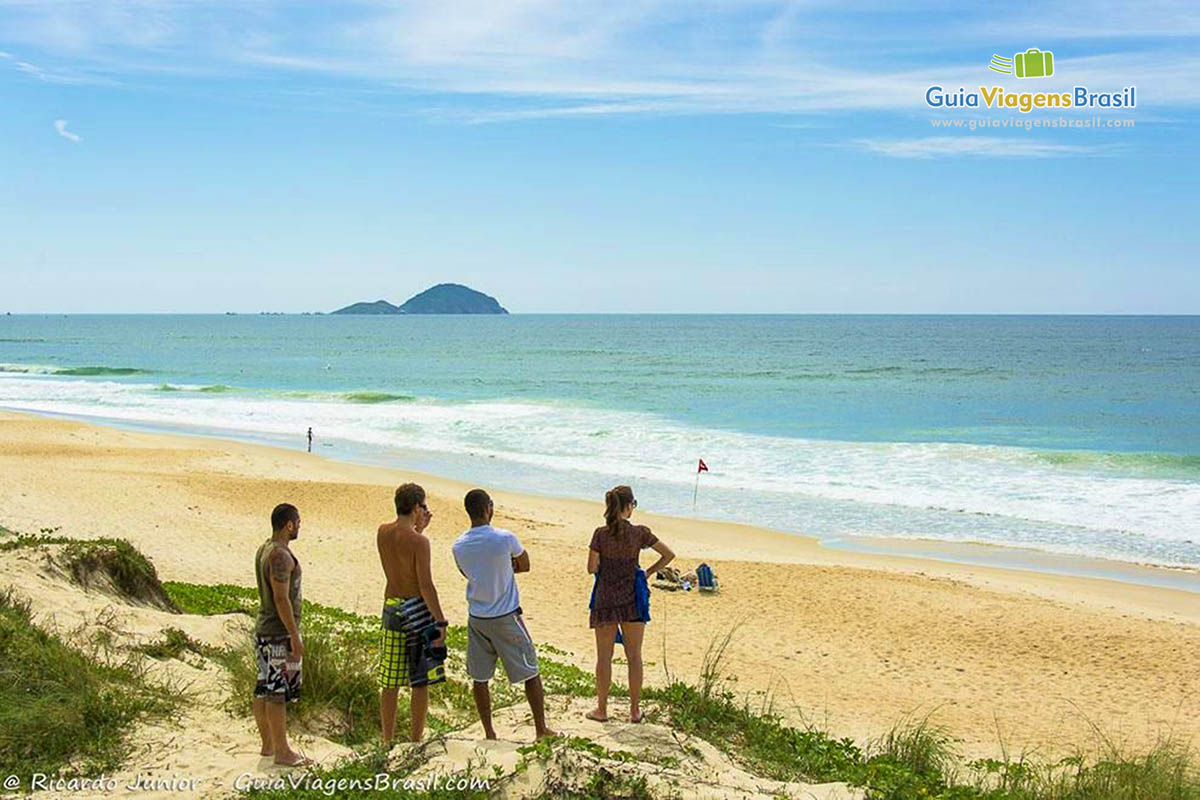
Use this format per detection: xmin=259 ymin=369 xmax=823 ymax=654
xmin=0 ymin=545 xmax=353 ymax=799
xmin=0 ymin=540 xmax=857 ymax=799
xmin=410 ymin=696 xmax=858 ymax=799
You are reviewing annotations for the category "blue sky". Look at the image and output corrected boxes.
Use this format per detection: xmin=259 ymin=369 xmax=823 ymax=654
xmin=1 ymin=1 xmax=1197 ymax=313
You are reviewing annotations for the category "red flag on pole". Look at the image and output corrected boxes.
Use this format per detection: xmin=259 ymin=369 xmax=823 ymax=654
xmin=697 ymin=458 xmax=709 ymax=473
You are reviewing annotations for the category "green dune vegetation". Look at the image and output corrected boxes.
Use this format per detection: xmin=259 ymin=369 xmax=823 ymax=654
xmin=0 ymin=526 xmax=1196 ymax=799
xmin=161 ymin=581 xmax=604 ymax=747
xmin=0 ymin=532 xmax=177 ymax=778
xmin=0 ymin=589 xmax=176 ymax=777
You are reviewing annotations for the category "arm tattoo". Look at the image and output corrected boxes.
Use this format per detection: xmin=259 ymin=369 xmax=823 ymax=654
xmin=269 ymin=548 xmax=292 ymax=584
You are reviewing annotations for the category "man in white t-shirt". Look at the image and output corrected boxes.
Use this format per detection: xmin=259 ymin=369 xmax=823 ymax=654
xmin=452 ymin=489 xmax=557 ymax=741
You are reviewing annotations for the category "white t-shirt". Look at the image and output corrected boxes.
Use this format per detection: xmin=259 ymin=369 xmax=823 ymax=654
xmin=451 ymin=524 xmax=524 ymax=619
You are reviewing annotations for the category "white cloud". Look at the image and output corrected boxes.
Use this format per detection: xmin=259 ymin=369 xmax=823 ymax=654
xmin=54 ymin=119 xmax=81 ymax=143
xmin=963 ymin=2 xmax=1200 ymax=40
xmin=855 ymin=136 xmax=1108 ymax=158
xmin=0 ymin=47 xmax=110 ymax=84
xmin=0 ymin=1 xmax=1197 ymax=117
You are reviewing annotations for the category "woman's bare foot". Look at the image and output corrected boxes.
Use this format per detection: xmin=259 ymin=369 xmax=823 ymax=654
xmin=260 ymin=747 xmax=274 ymax=757
xmin=273 ymin=750 xmax=312 ymax=767
xmin=630 ymin=710 xmax=644 ymax=724
xmin=536 ymin=728 xmax=561 ymax=740
xmin=585 ymin=709 xmax=608 ymax=722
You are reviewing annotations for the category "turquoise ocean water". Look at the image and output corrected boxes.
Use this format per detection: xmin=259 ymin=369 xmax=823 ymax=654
xmin=1 ymin=314 xmax=1197 ymax=572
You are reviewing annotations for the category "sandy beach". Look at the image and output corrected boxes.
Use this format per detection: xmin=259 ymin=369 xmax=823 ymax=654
xmin=2 ymin=409 xmax=1198 ymax=760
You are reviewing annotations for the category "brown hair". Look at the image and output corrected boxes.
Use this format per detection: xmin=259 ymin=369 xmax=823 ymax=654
xmin=394 ymin=483 xmax=426 ymax=516
xmin=270 ymin=503 xmax=299 ymax=532
xmin=604 ymin=485 xmax=635 ymax=536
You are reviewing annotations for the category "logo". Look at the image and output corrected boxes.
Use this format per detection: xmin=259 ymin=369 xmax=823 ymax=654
xmin=989 ymin=48 xmax=1055 ymax=78
xmin=924 ymin=48 xmax=1135 ymax=113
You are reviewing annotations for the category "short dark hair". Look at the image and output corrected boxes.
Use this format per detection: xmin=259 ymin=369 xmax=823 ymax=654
xmin=464 ymin=489 xmax=492 ymax=520
xmin=394 ymin=483 xmax=426 ymax=516
xmin=271 ymin=503 xmax=299 ymax=532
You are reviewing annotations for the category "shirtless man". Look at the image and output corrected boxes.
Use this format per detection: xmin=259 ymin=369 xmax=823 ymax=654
xmin=377 ymin=482 xmax=448 ymax=744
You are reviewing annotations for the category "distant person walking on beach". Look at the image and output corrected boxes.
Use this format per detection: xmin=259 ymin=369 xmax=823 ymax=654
xmin=377 ymin=483 xmax=448 ymax=744
xmin=452 ymin=489 xmax=557 ymax=741
xmin=306 ymin=427 xmax=312 ymax=453
xmin=251 ymin=503 xmax=310 ymax=766
xmin=587 ymin=486 xmax=674 ymax=723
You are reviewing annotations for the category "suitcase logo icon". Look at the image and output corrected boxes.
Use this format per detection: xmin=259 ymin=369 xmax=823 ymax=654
xmin=988 ymin=48 xmax=1055 ymax=78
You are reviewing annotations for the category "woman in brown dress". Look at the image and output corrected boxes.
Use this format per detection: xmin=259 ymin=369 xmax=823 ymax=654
xmin=586 ymin=485 xmax=675 ymax=723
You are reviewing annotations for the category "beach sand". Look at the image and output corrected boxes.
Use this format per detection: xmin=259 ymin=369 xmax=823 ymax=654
xmin=2 ymin=410 xmax=1198 ymax=760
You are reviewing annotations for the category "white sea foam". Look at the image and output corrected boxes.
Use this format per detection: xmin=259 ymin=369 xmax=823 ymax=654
xmin=0 ymin=363 xmax=59 ymax=375
xmin=2 ymin=374 xmax=1198 ymax=567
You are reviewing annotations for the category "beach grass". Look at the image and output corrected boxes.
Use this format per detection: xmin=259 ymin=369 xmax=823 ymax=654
xmin=515 ymin=735 xmax=662 ymax=798
xmin=240 ymin=732 xmax=659 ymax=799
xmin=60 ymin=538 xmax=179 ymax=610
xmin=0 ymin=588 xmax=174 ymax=778
xmin=6 ymin=530 xmax=1195 ymax=798
xmin=0 ymin=527 xmax=73 ymax=550
xmin=643 ymin=628 xmax=1200 ymax=800
xmin=163 ymin=581 xmax=600 ymax=746
xmin=0 ymin=530 xmax=178 ymax=610
xmin=962 ymin=740 xmax=1200 ymax=800
xmin=136 ymin=627 xmax=220 ymax=661
xmin=160 ymin=580 xmax=258 ymax=616
xmin=165 ymin=582 xmax=391 ymax=744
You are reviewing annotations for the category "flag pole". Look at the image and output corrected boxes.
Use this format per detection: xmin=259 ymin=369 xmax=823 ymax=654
xmin=693 ymin=458 xmax=707 ymax=510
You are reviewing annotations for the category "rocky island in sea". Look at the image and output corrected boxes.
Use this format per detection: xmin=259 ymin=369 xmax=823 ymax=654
xmin=333 ymin=283 xmax=508 ymax=315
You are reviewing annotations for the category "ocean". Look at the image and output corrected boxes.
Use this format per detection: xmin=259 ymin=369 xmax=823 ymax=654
xmin=1 ymin=314 xmax=1198 ymax=571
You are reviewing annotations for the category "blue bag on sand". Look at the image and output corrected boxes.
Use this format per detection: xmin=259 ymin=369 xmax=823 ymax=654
xmin=590 ymin=568 xmax=651 ymax=646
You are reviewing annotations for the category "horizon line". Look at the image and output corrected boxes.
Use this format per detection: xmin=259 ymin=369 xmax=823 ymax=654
xmin=3 ymin=311 xmax=1198 ymax=317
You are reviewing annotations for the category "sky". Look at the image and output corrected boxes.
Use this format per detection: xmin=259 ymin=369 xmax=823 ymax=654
xmin=1 ymin=1 xmax=1198 ymax=314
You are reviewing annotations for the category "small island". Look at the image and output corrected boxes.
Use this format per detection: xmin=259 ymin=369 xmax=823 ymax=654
xmin=332 ymin=284 xmax=508 ymax=315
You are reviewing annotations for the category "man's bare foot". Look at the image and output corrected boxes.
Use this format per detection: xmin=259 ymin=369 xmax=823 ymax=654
xmin=536 ymin=728 xmax=560 ymax=740
xmin=585 ymin=709 xmax=608 ymax=722
xmin=260 ymin=747 xmax=274 ymax=757
xmin=630 ymin=710 xmax=644 ymax=724
xmin=273 ymin=750 xmax=312 ymax=767
xmin=484 ymin=730 xmax=498 ymax=741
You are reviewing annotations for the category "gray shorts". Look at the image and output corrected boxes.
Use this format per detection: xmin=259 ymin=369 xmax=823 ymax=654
xmin=466 ymin=609 xmax=539 ymax=684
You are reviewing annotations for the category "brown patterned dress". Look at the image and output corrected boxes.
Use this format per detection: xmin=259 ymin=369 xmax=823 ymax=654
xmin=589 ymin=520 xmax=658 ymax=628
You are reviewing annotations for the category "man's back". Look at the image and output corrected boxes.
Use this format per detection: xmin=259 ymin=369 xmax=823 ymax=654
xmin=377 ymin=521 xmax=422 ymax=598
xmin=452 ymin=525 xmax=523 ymax=619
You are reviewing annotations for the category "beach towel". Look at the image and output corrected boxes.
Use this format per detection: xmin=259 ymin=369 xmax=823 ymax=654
xmin=656 ymin=566 xmax=681 ymax=583
xmin=590 ymin=567 xmax=650 ymax=645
